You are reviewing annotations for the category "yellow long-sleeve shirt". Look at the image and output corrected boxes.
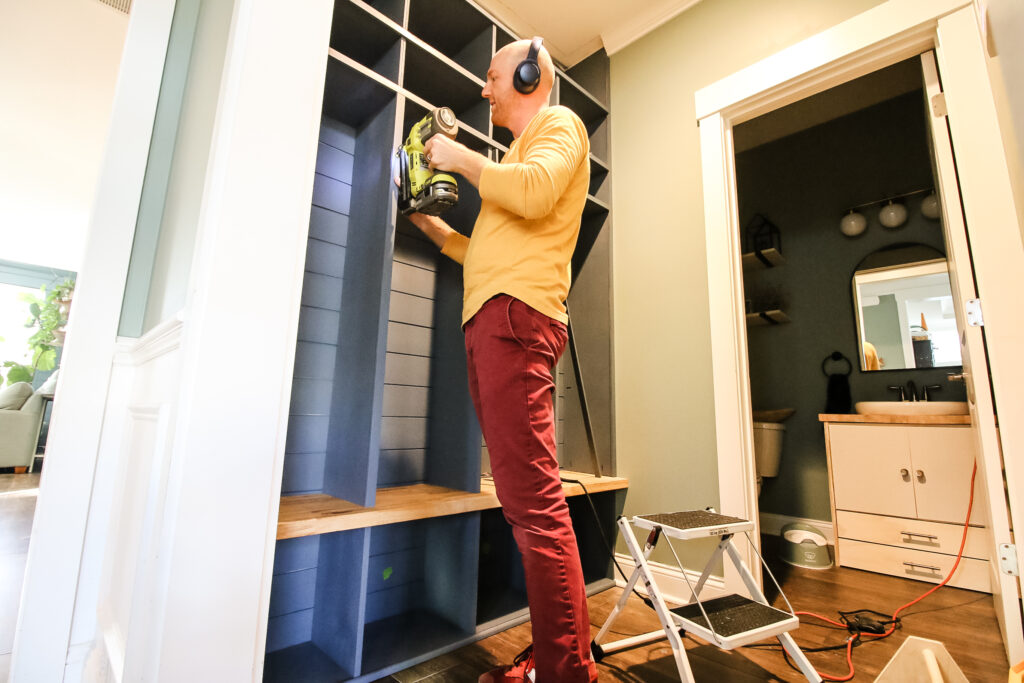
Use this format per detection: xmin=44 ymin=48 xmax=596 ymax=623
xmin=440 ymin=105 xmax=590 ymax=325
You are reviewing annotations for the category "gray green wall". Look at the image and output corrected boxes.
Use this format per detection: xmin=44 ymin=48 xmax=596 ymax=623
xmin=736 ymin=91 xmax=965 ymax=522
xmin=609 ymin=0 xmax=883 ymax=562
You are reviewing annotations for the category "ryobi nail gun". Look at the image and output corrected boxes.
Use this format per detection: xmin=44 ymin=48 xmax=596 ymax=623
xmin=395 ymin=107 xmax=459 ymax=216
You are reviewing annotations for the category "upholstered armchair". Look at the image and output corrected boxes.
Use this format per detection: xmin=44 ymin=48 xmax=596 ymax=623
xmin=0 ymin=382 xmax=47 ymax=471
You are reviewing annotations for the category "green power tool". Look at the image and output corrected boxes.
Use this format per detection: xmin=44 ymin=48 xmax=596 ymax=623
xmin=396 ymin=107 xmax=459 ymax=216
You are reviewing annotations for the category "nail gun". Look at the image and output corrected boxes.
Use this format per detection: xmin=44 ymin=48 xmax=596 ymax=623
xmin=395 ymin=107 xmax=459 ymax=216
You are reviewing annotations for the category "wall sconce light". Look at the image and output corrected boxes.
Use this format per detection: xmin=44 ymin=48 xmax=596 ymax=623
xmin=839 ymin=210 xmax=867 ymax=237
xmin=840 ymin=187 xmax=932 ymax=237
xmin=878 ymin=200 xmax=908 ymax=228
xmin=920 ymin=192 xmax=940 ymax=219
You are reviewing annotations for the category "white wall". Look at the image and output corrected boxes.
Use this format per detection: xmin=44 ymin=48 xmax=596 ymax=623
xmin=0 ymin=0 xmax=128 ymax=273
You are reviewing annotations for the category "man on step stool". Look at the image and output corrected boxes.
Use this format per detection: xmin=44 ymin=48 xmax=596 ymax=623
xmin=407 ymin=37 xmax=598 ymax=683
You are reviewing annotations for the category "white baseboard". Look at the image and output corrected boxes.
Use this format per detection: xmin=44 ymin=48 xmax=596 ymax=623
xmin=758 ymin=512 xmax=835 ymax=545
xmin=613 ymin=553 xmax=727 ymax=606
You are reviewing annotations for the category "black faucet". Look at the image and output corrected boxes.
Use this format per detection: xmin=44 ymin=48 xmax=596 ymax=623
xmin=888 ymin=385 xmax=906 ymax=401
xmin=906 ymin=380 xmax=918 ymax=402
xmin=923 ymin=384 xmax=942 ymax=401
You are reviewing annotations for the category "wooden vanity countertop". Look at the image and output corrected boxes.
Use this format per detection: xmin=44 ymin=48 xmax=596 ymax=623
xmin=818 ymin=413 xmax=971 ymax=425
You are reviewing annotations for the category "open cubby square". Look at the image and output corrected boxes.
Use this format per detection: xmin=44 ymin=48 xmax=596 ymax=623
xmin=265 ymin=529 xmax=370 ymax=681
xmin=557 ymin=77 xmax=609 ymax=162
xmin=566 ymin=49 xmax=610 ymax=108
xmin=329 ymin=0 xmax=403 ymax=83
xmin=359 ymin=0 xmax=406 ymax=25
xmin=476 ymin=508 xmax=528 ymax=626
xmin=589 ymin=156 xmax=610 ymax=202
xmin=404 ymin=40 xmax=486 ymax=125
xmin=566 ymin=490 xmax=625 ymax=586
xmin=408 ymin=0 xmax=493 ymax=79
xmin=360 ymin=514 xmax=480 ymax=674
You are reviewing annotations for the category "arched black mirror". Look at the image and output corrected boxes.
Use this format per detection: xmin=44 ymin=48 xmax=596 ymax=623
xmin=851 ymin=243 xmax=962 ymax=371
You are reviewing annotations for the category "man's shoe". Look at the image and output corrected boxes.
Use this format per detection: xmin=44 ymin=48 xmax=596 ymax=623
xmin=478 ymin=644 xmax=535 ymax=683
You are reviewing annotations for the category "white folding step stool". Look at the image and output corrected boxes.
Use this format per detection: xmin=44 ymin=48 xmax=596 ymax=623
xmin=591 ymin=510 xmax=821 ymax=682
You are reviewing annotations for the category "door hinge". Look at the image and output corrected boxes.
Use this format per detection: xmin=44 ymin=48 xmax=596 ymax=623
xmin=966 ymin=298 xmax=984 ymax=326
xmin=998 ymin=544 xmax=1019 ymax=576
xmin=931 ymin=92 xmax=948 ymax=118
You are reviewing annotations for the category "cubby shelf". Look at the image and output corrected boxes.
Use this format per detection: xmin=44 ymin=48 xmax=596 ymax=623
xmin=741 ymin=247 xmax=785 ymax=270
xmin=746 ymin=309 xmax=791 ymax=326
xmin=278 ymin=470 xmax=628 ymax=539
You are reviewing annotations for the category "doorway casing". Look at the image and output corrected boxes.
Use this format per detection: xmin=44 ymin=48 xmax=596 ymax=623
xmin=695 ymin=0 xmax=1024 ymax=663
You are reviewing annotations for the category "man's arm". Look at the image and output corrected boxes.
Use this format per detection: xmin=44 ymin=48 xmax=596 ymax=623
xmin=478 ymin=112 xmax=588 ymax=220
xmin=407 ymin=213 xmax=469 ymax=264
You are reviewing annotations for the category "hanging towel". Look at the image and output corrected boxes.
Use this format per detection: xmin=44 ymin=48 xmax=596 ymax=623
xmin=822 ymin=351 xmax=853 ymax=413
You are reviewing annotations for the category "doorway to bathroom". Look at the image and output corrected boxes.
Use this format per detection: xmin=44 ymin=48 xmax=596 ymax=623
xmin=695 ymin=2 xmax=1024 ymax=664
xmin=732 ymin=56 xmax=960 ymax=538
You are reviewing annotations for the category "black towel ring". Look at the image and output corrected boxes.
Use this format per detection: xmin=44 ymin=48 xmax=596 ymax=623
xmin=822 ymin=351 xmax=852 ymax=377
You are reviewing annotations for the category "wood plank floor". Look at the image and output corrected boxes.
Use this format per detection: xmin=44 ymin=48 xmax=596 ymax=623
xmin=1 ymin=472 xmax=1010 ymax=681
xmin=375 ymin=535 xmax=1010 ymax=682
xmin=0 ymin=472 xmax=41 ymax=681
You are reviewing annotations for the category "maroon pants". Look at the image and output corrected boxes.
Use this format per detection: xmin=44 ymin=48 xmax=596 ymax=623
xmin=465 ymin=295 xmax=598 ymax=683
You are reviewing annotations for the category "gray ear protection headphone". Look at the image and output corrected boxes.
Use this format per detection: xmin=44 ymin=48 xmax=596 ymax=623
xmin=513 ymin=37 xmax=543 ymax=94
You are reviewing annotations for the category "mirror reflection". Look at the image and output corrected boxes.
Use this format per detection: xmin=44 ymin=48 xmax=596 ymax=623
xmin=853 ymin=250 xmax=962 ymax=372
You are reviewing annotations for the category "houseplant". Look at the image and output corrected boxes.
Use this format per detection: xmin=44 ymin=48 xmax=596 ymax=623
xmin=2 ymin=278 xmax=75 ymax=386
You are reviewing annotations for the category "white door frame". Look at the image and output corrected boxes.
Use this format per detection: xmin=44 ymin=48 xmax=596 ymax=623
xmin=11 ymin=1 xmax=178 ymax=679
xmin=695 ymin=0 xmax=1024 ymax=661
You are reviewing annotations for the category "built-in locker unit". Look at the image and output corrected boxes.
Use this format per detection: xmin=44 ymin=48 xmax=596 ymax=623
xmin=266 ymin=1 xmax=624 ymax=680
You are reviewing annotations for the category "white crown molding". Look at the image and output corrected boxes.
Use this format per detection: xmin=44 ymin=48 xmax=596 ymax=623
xmin=601 ymin=0 xmax=706 ymax=57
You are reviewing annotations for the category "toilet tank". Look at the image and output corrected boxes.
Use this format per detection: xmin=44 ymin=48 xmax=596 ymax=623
xmin=752 ymin=422 xmax=785 ymax=477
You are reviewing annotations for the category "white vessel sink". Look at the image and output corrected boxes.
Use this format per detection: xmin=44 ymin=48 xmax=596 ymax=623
xmin=854 ymin=401 xmax=969 ymax=416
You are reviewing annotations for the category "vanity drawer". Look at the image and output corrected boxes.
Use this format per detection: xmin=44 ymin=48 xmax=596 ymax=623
xmin=837 ymin=538 xmax=990 ymax=593
xmin=836 ymin=510 xmax=990 ymax=561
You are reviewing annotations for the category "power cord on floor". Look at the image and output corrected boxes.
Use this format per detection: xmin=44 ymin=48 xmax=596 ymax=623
xmin=767 ymin=460 xmax=979 ymax=681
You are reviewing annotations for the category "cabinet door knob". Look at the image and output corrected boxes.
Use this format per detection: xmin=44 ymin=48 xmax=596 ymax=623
xmin=916 ymin=469 xmax=925 ymax=482
xmin=900 ymin=468 xmax=910 ymax=478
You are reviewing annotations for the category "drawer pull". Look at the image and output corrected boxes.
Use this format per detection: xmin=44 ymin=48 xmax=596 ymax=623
xmin=900 ymin=531 xmax=938 ymax=542
xmin=903 ymin=561 xmax=941 ymax=573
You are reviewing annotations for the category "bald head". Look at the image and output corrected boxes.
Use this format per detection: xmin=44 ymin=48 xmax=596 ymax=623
xmin=495 ymin=39 xmax=555 ymax=98
xmin=483 ymin=37 xmax=555 ymax=137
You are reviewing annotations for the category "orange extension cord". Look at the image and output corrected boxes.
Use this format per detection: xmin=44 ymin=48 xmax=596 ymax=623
xmin=791 ymin=461 xmax=978 ymax=681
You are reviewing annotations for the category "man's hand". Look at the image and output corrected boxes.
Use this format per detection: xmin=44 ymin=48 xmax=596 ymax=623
xmin=424 ymin=135 xmax=487 ymax=188
xmin=407 ymin=213 xmax=455 ymax=250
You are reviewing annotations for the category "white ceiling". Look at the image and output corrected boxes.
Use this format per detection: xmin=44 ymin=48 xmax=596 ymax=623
xmin=473 ymin=0 xmax=705 ymax=67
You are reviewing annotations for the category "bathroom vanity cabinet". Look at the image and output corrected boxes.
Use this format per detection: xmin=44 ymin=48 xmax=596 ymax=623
xmin=263 ymin=1 xmax=624 ymax=681
xmin=820 ymin=416 xmax=990 ymax=592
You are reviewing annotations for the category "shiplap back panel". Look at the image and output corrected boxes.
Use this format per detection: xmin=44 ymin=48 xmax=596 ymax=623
xmin=269 ymin=118 xmax=354 ymax=651
xmin=378 ymin=228 xmax=437 ymax=487
xmin=365 ymin=522 xmax=427 ymax=623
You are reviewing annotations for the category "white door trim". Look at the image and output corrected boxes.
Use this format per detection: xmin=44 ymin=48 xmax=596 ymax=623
xmin=10 ymin=1 xmax=178 ymax=679
xmin=695 ymin=0 xmax=1023 ymax=660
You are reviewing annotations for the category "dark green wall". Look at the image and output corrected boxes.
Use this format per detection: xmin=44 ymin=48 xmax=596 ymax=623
xmin=736 ymin=90 xmax=965 ymax=521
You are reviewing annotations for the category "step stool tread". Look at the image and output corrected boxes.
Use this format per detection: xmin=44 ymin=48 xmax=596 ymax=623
xmin=671 ymin=594 xmax=792 ymax=637
xmin=636 ymin=510 xmax=749 ymax=532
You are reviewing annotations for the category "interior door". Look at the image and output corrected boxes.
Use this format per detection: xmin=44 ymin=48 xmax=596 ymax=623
xmin=920 ymin=50 xmax=1023 ymax=662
